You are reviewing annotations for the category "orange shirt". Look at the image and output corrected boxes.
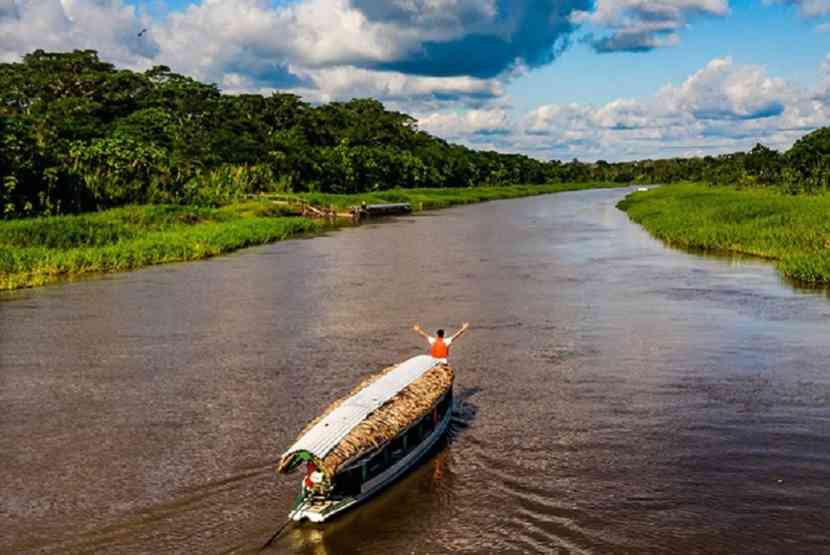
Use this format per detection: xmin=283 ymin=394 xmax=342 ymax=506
xmin=430 ymin=336 xmax=450 ymax=359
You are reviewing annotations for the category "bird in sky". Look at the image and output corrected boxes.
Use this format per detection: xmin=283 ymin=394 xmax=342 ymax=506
xmin=137 ymin=28 xmax=147 ymax=37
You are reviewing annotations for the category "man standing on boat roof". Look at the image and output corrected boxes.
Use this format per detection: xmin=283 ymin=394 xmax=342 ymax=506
xmin=413 ymin=322 xmax=470 ymax=363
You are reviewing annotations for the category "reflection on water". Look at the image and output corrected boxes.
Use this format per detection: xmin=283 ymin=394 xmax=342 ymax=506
xmin=3 ymin=188 xmax=830 ymax=553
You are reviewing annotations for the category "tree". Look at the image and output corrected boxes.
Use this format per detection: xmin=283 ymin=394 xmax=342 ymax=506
xmin=5 ymin=48 xmax=830 ymax=218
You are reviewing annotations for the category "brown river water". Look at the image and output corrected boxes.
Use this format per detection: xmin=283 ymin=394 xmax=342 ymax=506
xmin=3 ymin=188 xmax=830 ymax=554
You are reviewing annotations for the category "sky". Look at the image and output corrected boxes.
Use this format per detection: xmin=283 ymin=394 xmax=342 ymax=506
xmin=1 ymin=0 xmax=829 ymax=161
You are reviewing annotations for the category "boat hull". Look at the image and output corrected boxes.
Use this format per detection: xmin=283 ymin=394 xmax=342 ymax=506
xmin=289 ymin=400 xmax=453 ymax=523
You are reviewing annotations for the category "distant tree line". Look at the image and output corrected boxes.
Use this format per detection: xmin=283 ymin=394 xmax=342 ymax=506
xmin=2 ymin=50 xmax=829 ymax=218
xmin=587 ymin=129 xmax=830 ymax=194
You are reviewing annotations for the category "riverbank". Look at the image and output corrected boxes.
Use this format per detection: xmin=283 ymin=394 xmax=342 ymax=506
xmin=0 ymin=183 xmax=615 ymax=291
xmin=268 ymin=183 xmax=614 ymax=211
xmin=618 ymin=183 xmax=830 ymax=285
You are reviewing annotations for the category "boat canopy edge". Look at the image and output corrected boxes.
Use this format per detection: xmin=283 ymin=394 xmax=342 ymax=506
xmin=279 ymin=355 xmax=441 ymax=469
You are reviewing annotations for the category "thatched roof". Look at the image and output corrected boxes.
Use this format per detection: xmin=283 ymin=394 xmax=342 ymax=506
xmin=279 ymin=359 xmax=453 ymax=479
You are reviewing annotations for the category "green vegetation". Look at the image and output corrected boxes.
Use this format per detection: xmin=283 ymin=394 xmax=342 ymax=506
xmin=614 ymin=127 xmax=830 ymax=285
xmin=0 ymin=49 xmax=625 ymax=291
xmin=0 ymin=50 xmax=578 ymax=218
xmin=0 ymin=203 xmax=323 ymax=290
xmin=271 ymin=182 xmax=616 ymax=211
xmin=4 ymin=49 xmax=830 ymax=289
xmin=15 ymin=49 xmax=829 ymax=221
xmin=586 ymin=127 xmax=830 ymax=191
xmin=0 ymin=183 xmax=612 ymax=290
xmin=688 ymin=128 xmax=830 ymax=193
xmin=618 ymin=183 xmax=830 ymax=284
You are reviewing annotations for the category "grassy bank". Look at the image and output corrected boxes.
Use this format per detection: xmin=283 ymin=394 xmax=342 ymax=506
xmin=0 ymin=203 xmax=325 ymax=290
xmin=1 ymin=183 xmax=615 ymax=291
xmin=618 ymin=183 xmax=830 ymax=284
xmin=269 ymin=182 xmax=617 ymax=211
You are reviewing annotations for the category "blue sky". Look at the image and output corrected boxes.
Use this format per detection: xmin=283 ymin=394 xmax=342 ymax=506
xmin=510 ymin=1 xmax=829 ymax=110
xmin=2 ymin=0 xmax=829 ymax=160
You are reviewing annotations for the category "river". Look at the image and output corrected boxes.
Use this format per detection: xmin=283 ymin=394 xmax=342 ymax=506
xmin=2 ymin=187 xmax=830 ymax=554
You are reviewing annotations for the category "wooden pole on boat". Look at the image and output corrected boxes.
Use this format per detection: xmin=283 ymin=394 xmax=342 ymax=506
xmin=260 ymin=518 xmax=292 ymax=551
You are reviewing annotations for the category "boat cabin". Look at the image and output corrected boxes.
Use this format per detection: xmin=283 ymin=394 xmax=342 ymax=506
xmin=331 ymin=390 xmax=452 ymax=498
xmin=278 ymin=355 xmax=454 ymax=522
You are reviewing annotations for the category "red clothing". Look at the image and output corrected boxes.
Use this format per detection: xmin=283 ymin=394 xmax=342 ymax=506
xmin=431 ymin=337 xmax=449 ymax=358
xmin=304 ymin=461 xmax=317 ymax=489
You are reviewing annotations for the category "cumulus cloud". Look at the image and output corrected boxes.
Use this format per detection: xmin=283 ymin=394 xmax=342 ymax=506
xmin=0 ymin=0 xmax=158 ymax=66
xmin=360 ymin=0 xmax=591 ymax=78
xmin=763 ymin=0 xmax=830 ymax=18
xmin=418 ymin=107 xmax=510 ymax=138
xmin=573 ymin=0 xmax=729 ymax=53
xmin=425 ymin=56 xmax=830 ymax=161
xmin=0 ymin=1 xmax=828 ymax=162
xmin=157 ymin=0 xmax=590 ymax=81
xmin=0 ymin=0 xmax=596 ymax=107
xmin=295 ymin=67 xmax=503 ymax=106
xmin=656 ymin=57 xmax=790 ymax=120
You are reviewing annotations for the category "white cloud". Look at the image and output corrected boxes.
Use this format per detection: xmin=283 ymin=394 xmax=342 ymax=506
xmin=298 ymin=66 xmax=503 ymax=106
xmin=763 ymin=0 xmax=830 ymax=18
xmin=573 ymin=0 xmax=729 ymax=52
xmin=0 ymin=0 xmax=157 ymax=66
xmin=428 ymin=56 xmax=830 ymax=161
xmin=656 ymin=57 xmax=791 ymax=120
xmin=816 ymin=54 xmax=830 ymax=103
xmin=0 ymin=0 xmax=590 ymax=106
xmin=418 ymin=108 xmax=510 ymax=137
xmin=0 ymin=1 xmax=828 ymax=162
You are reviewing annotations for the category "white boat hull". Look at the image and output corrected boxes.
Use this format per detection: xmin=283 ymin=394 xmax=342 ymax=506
xmin=289 ymin=402 xmax=453 ymax=523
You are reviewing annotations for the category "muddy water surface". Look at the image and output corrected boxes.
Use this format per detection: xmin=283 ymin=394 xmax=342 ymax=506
xmin=3 ymin=188 xmax=830 ymax=554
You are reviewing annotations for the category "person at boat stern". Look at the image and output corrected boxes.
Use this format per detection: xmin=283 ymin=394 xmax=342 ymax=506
xmin=413 ymin=322 xmax=470 ymax=363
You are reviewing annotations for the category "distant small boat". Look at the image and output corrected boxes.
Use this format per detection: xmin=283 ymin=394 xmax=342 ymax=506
xmin=361 ymin=202 xmax=412 ymax=215
xmin=350 ymin=202 xmax=412 ymax=222
xmin=278 ymin=355 xmax=453 ymax=523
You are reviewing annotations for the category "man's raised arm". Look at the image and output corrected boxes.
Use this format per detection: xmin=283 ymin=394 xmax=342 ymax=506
xmin=449 ymin=322 xmax=470 ymax=342
xmin=413 ymin=324 xmax=431 ymax=340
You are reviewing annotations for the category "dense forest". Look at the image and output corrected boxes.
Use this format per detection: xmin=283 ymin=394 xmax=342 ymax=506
xmin=1 ymin=50 xmax=829 ymax=219
xmin=0 ymin=50 xmax=555 ymax=218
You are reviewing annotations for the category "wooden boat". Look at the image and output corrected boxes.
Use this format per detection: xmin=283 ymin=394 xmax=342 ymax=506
xmin=278 ymin=355 xmax=453 ymax=523
xmin=350 ymin=202 xmax=413 ymax=222
xmin=357 ymin=202 xmax=412 ymax=216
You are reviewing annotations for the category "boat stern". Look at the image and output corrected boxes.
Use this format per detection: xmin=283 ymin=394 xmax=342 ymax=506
xmin=289 ymin=495 xmax=356 ymax=523
xmin=289 ymin=501 xmax=327 ymax=523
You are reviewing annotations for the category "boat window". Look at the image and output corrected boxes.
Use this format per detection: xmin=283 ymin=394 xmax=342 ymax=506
xmin=389 ymin=436 xmax=405 ymax=462
xmin=366 ymin=451 xmax=387 ymax=480
xmin=437 ymin=394 xmax=451 ymax=418
xmin=406 ymin=426 xmax=420 ymax=450
xmin=421 ymin=412 xmax=434 ymax=435
xmin=333 ymin=467 xmax=362 ymax=497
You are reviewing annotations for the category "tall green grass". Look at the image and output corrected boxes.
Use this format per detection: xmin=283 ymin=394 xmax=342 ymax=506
xmin=618 ymin=183 xmax=830 ymax=284
xmin=0 ymin=204 xmax=321 ymax=290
